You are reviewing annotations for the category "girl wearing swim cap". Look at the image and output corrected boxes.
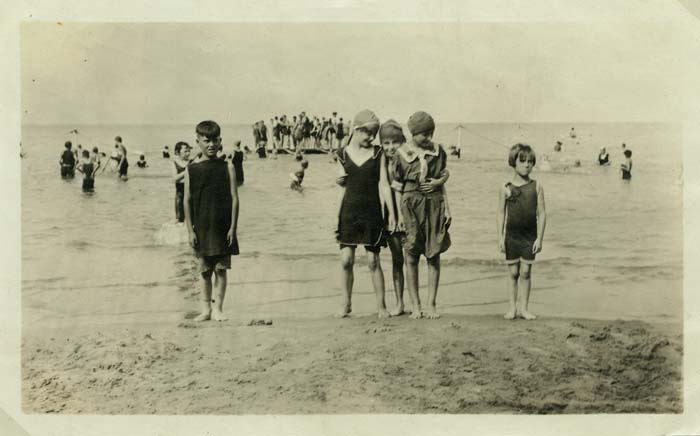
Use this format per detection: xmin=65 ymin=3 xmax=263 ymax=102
xmin=334 ymin=110 xmax=396 ymax=319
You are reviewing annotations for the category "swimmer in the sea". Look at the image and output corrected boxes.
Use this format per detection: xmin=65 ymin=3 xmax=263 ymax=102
xmin=290 ymin=159 xmax=309 ymax=191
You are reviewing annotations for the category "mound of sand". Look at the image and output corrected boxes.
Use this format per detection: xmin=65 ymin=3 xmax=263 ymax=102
xmin=22 ymin=315 xmax=681 ymax=414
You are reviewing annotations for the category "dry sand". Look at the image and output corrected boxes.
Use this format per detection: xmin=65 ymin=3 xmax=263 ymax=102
xmin=22 ymin=314 xmax=681 ymax=414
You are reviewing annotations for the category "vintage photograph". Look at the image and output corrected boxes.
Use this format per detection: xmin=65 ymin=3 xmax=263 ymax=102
xmin=19 ymin=20 xmax=685 ymax=416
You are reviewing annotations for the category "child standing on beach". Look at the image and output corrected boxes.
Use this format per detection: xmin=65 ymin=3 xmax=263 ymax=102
xmin=335 ymin=110 xmax=395 ymax=319
xmin=184 ymin=121 xmax=240 ymax=322
xmin=76 ymin=149 xmax=97 ymax=193
xmin=497 ymin=143 xmax=547 ymax=320
xmin=379 ymin=119 xmax=408 ymax=316
xmin=391 ymin=111 xmax=451 ymax=319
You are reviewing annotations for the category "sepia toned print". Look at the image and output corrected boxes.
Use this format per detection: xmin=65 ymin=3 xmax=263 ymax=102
xmin=20 ymin=22 xmax=683 ymax=415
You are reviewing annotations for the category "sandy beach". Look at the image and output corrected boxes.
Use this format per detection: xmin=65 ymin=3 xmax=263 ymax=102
xmin=22 ymin=311 xmax=681 ymax=415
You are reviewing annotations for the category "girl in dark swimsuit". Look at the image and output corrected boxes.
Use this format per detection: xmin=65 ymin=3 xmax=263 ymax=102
xmin=334 ymin=110 xmax=396 ymax=319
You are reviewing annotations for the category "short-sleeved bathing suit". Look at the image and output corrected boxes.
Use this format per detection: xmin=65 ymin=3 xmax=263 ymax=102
xmin=336 ymin=146 xmax=385 ymax=253
xmin=188 ymin=159 xmax=239 ymax=272
xmin=391 ymin=144 xmax=451 ymax=259
xmin=504 ymin=180 xmax=538 ymax=264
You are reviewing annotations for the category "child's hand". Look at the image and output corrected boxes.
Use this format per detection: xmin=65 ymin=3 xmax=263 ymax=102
xmin=419 ymin=178 xmax=440 ymax=193
xmin=532 ymin=238 xmax=543 ymax=254
xmin=188 ymin=232 xmax=198 ymax=248
xmin=335 ymin=175 xmax=347 ymax=187
xmin=444 ymin=208 xmax=452 ymax=228
xmin=498 ymin=239 xmax=506 ymax=253
xmin=388 ymin=215 xmax=396 ymax=233
xmin=227 ymin=228 xmax=235 ymax=246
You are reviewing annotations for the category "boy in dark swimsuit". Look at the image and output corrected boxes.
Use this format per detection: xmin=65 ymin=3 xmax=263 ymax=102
xmin=184 ymin=121 xmax=240 ymax=322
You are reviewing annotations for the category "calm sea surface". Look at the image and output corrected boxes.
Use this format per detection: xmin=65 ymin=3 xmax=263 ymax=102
xmin=21 ymin=122 xmax=683 ymax=326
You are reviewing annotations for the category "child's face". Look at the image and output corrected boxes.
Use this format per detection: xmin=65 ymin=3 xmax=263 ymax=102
xmin=181 ymin=147 xmax=191 ymax=159
xmin=355 ymin=128 xmax=377 ymax=148
xmin=412 ymin=131 xmax=433 ymax=148
xmin=382 ymin=139 xmax=403 ymax=157
xmin=515 ymin=153 xmax=535 ymax=177
xmin=196 ymin=134 xmax=221 ymax=158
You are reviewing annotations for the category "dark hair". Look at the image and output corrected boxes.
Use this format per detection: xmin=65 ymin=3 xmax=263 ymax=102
xmin=624 ymin=150 xmax=632 ymax=158
xmin=196 ymin=120 xmax=221 ymax=140
xmin=82 ymin=150 xmax=90 ymax=158
xmin=115 ymin=136 xmax=122 ymax=143
xmin=139 ymin=154 xmax=145 ymax=159
xmin=301 ymin=160 xmax=309 ymax=169
xmin=92 ymin=146 xmax=99 ymax=153
xmin=508 ymin=143 xmax=536 ymax=167
xmin=164 ymin=145 xmax=169 ymax=149
xmin=64 ymin=141 xmax=72 ymax=149
xmin=174 ymin=141 xmax=190 ymax=155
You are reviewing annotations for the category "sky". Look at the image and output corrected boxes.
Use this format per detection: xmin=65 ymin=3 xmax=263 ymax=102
xmin=19 ymin=6 xmax=700 ymax=125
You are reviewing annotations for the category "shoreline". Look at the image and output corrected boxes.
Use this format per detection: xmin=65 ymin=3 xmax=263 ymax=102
xmin=22 ymin=313 xmax=682 ymax=415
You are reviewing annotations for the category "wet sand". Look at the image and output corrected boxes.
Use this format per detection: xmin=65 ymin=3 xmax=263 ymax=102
xmin=22 ymin=313 xmax=681 ymax=414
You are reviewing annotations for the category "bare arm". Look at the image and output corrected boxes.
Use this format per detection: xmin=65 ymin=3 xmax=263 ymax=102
xmin=378 ymin=153 xmax=396 ymax=228
xmin=336 ymin=161 xmax=346 ymax=220
xmin=183 ymin=168 xmax=196 ymax=247
xmin=171 ymin=161 xmax=185 ymax=183
xmin=497 ymin=185 xmax=507 ymax=252
xmin=534 ymin=182 xmax=546 ymax=253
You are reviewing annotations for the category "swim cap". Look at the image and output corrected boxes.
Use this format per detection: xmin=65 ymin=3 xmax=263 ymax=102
xmin=379 ymin=119 xmax=405 ymax=143
xmin=352 ymin=109 xmax=380 ymax=131
xmin=407 ymin=111 xmax=435 ymax=135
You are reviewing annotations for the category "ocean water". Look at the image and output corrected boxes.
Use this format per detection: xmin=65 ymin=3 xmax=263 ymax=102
xmin=21 ymin=122 xmax=683 ymax=326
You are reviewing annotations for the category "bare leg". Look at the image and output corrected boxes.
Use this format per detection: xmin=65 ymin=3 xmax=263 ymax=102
xmin=194 ymin=270 xmax=213 ymax=322
xmin=425 ymin=255 xmax=441 ymax=319
xmin=518 ymin=263 xmax=537 ymax=320
xmin=405 ymin=253 xmax=422 ymax=319
xmin=504 ymin=263 xmax=519 ymax=320
xmin=387 ymin=234 xmax=405 ymax=316
xmin=211 ymin=269 xmax=228 ymax=321
xmin=335 ymin=246 xmax=355 ymax=318
xmin=367 ymin=250 xmax=390 ymax=318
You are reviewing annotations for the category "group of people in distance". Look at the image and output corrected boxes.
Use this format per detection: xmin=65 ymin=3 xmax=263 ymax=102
xmin=252 ymin=111 xmax=347 ymax=157
xmin=172 ymin=110 xmax=547 ymax=324
xmin=58 ymin=136 xmax=129 ymax=192
xmin=598 ymin=144 xmax=633 ymax=180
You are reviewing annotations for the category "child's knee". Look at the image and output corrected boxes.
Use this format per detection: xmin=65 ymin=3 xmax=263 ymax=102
xmin=520 ymin=269 xmax=531 ymax=280
xmin=508 ymin=269 xmax=520 ymax=280
xmin=367 ymin=253 xmax=380 ymax=271
xmin=340 ymin=254 xmax=354 ymax=270
xmin=392 ymin=254 xmax=404 ymax=270
xmin=405 ymin=253 xmax=419 ymax=266
xmin=201 ymin=270 xmax=214 ymax=280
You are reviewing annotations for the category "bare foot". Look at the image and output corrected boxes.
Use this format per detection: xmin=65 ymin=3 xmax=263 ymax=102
xmin=211 ymin=310 xmax=228 ymax=322
xmin=519 ymin=309 xmax=537 ymax=320
xmin=425 ymin=307 xmax=441 ymax=319
xmin=409 ymin=309 xmax=423 ymax=320
xmin=503 ymin=307 xmax=516 ymax=320
xmin=377 ymin=308 xmax=391 ymax=319
xmin=334 ymin=304 xmax=352 ymax=319
xmin=194 ymin=311 xmax=211 ymax=322
xmin=389 ymin=303 xmax=406 ymax=317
